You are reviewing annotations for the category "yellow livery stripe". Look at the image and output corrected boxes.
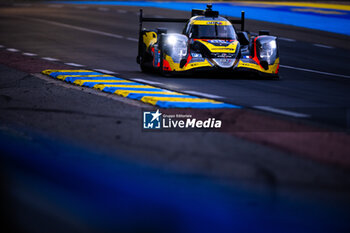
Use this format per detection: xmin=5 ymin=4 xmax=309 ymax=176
xmin=237 ymin=58 xmax=279 ymax=74
xmin=143 ymin=31 xmax=158 ymax=49
xmin=191 ymin=20 xmax=232 ymax=25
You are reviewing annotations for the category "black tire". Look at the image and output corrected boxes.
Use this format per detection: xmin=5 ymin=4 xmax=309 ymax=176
xmin=140 ymin=50 xmax=153 ymax=73
xmin=140 ymin=62 xmax=149 ymax=72
xmin=258 ymin=72 xmax=279 ymax=80
xmin=269 ymin=73 xmax=280 ymax=80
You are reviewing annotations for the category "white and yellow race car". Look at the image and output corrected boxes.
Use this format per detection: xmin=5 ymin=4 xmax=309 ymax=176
xmin=136 ymin=4 xmax=279 ymax=78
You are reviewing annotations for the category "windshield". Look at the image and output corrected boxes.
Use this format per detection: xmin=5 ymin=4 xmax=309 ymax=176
xmin=190 ymin=24 xmax=236 ymax=40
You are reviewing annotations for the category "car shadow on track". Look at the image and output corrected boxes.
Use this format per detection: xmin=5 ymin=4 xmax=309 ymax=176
xmin=133 ymin=70 xmax=280 ymax=81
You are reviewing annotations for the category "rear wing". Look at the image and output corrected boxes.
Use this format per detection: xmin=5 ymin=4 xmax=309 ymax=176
xmin=230 ymin=11 xmax=245 ymax=32
xmin=138 ymin=9 xmax=245 ymax=34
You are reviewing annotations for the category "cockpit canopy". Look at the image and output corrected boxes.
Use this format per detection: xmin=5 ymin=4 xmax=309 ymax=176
xmin=185 ymin=16 xmax=237 ymax=40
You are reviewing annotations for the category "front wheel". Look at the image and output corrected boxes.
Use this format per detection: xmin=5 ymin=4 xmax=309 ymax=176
xmin=140 ymin=62 xmax=151 ymax=73
xmin=258 ymin=72 xmax=280 ymax=80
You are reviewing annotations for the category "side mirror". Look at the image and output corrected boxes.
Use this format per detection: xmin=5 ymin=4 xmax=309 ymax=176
xmin=157 ymin=28 xmax=167 ymax=35
xmin=259 ymin=30 xmax=270 ymax=36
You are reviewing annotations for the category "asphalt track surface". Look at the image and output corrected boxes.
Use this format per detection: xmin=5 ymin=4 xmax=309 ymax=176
xmin=1 ymin=3 xmax=350 ymax=129
xmin=1 ymin=3 xmax=350 ymax=232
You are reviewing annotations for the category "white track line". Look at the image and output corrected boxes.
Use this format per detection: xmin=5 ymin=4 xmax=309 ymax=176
xmin=126 ymin=37 xmax=138 ymax=42
xmin=93 ymin=69 xmax=117 ymax=74
xmin=22 ymin=52 xmax=37 ymax=56
xmin=313 ymin=44 xmax=334 ymax=49
xmin=280 ymin=64 xmax=350 ymax=79
xmin=279 ymin=37 xmax=296 ymax=42
xmin=6 ymin=48 xmax=19 ymax=52
xmin=183 ymin=90 xmax=224 ymax=99
xmin=254 ymin=106 xmax=310 ymax=118
xmin=132 ymin=78 xmax=161 ymax=85
xmin=98 ymin=7 xmax=110 ymax=12
xmin=42 ymin=57 xmax=59 ymax=61
xmin=26 ymin=18 xmax=124 ymax=39
xmin=65 ymin=63 xmax=85 ymax=67
xmin=117 ymin=9 xmax=127 ymax=13
xmin=0 ymin=45 xmax=4 ymax=48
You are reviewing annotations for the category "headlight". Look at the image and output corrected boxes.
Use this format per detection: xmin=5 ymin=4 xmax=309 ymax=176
xmin=258 ymin=38 xmax=278 ymax=65
xmin=167 ymin=36 xmax=177 ymax=46
xmin=163 ymin=34 xmax=188 ymax=62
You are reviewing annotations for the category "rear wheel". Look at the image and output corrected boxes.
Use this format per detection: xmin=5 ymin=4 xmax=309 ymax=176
xmin=139 ymin=50 xmax=153 ymax=73
xmin=140 ymin=61 xmax=151 ymax=73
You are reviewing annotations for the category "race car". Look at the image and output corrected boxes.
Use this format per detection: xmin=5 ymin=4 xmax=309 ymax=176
xmin=136 ymin=4 xmax=279 ymax=78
